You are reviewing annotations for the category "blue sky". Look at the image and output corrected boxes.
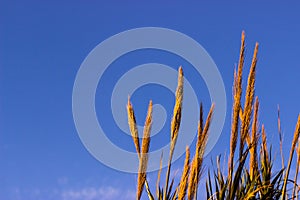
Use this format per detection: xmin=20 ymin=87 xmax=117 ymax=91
xmin=1 ymin=1 xmax=300 ymax=200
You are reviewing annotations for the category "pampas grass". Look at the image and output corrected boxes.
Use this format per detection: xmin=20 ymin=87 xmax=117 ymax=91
xmin=240 ymin=42 xmax=258 ymax=158
xmin=228 ymin=31 xmax=245 ymax=177
xmin=127 ymin=32 xmax=300 ymax=200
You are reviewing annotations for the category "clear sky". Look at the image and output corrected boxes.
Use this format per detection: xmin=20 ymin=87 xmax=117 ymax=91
xmin=1 ymin=1 xmax=300 ymax=200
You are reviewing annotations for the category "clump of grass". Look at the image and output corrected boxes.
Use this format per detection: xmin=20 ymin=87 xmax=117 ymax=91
xmin=127 ymin=32 xmax=300 ymax=200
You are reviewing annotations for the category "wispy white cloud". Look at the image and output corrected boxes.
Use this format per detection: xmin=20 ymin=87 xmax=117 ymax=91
xmin=61 ymin=186 xmax=135 ymax=200
xmin=3 ymin=187 xmax=60 ymax=200
xmin=3 ymin=185 xmax=135 ymax=200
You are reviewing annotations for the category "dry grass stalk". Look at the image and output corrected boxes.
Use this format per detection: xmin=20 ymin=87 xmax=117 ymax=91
xmin=199 ymin=104 xmax=214 ymax=155
xmin=282 ymin=114 xmax=300 ymax=198
xmin=250 ymin=97 xmax=259 ymax=179
xmin=171 ymin=66 xmax=184 ymax=142
xmin=188 ymin=104 xmax=214 ymax=200
xmin=198 ymin=103 xmax=204 ymax=138
xmin=228 ymin=31 xmax=245 ymax=176
xmin=239 ymin=106 xmax=252 ymax=146
xmin=187 ymin=158 xmax=197 ymax=200
xmin=127 ymin=99 xmax=153 ymax=200
xmin=164 ymin=67 xmax=184 ymax=200
xmin=297 ymin=138 xmax=300 ymax=197
xmin=196 ymin=104 xmax=215 ymax=176
xmin=292 ymin=137 xmax=300 ymax=200
xmin=240 ymin=42 xmax=259 ymax=157
xmin=278 ymin=105 xmax=285 ymax=169
xmin=261 ymin=125 xmax=268 ymax=160
xmin=127 ymin=98 xmax=141 ymax=157
xmin=178 ymin=147 xmax=190 ymax=200
xmin=194 ymin=103 xmax=205 ymax=189
xmin=141 ymin=100 xmax=152 ymax=154
xmin=156 ymin=152 xmax=163 ymax=199
xmin=137 ymin=101 xmax=153 ymax=200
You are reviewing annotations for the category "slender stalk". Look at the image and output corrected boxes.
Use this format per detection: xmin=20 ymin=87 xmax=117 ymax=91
xmin=164 ymin=67 xmax=184 ymax=200
xmin=278 ymin=105 xmax=285 ymax=169
xmin=292 ymin=138 xmax=300 ymax=200
xmin=282 ymin=114 xmax=300 ymax=199
xmin=156 ymin=152 xmax=163 ymax=199
xmin=137 ymin=101 xmax=153 ymax=200
xmin=177 ymin=147 xmax=190 ymax=200
xmin=261 ymin=125 xmax=268 ymax=162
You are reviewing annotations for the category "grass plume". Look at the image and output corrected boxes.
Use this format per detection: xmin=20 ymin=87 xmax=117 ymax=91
xmin=177 ymin=147 xmax=190 ymax=200
xmin=249 ymin=97 xmax=259 ymax=179
xmin=164 ymin=66 xmax=184 ymax=200
xmin=128 ymin=32 xmax=300 ymax=200
xmin=127 ymin=98 xmax=141 ymax=157
xmin=228 ymin=31 xmax=245 ymax=177
xmin=240 ymin=42 xmax=259 ymax=157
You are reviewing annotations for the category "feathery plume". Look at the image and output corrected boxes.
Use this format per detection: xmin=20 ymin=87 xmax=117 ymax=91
xmin=240 ymin=42 xmax=259 ymax=157
xmin=137 ymin=101 xmax=153 ymax=200
xmin=249 ymin=97 xmax=259 ymax=179
xmin=127 ymin=98 xmax=140 ymax=156
xmin=171 ymin=66 xmax=184 ymax=142
xmin=188 ymin=104 xmax=215 ymax=200
xmin=178 ymin=147 xmax=190 ymax=200
xmin=229 ymin=31 xmax=245 ymax=176
xmin=164 ymin=67 xmax=184 ymax=200
xmin=187 ymin=158 xmax=197 ymax=200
